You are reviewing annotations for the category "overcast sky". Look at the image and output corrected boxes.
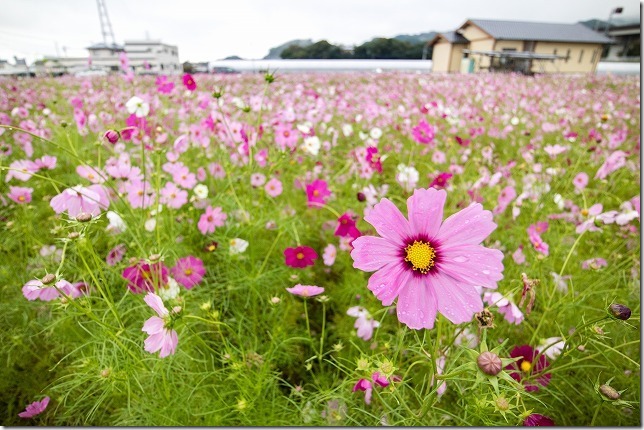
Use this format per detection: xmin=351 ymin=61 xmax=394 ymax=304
xmin=0 ymin=0 xmax=639 ymax=64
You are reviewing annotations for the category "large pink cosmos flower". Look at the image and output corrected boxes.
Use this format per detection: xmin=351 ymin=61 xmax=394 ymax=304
xmin=350 ymin=188 xmax=504 ymax=330
xmin=171 ymin=256 xmax=205 ymax=289
xmin=142 ymin=293 xmax=178 ymax=358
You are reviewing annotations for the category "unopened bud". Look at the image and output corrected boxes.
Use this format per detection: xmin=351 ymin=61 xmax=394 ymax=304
xmin=76 ymin=212 xmax=92 ymax=222
xmin=100 ymin=368 xmax=111 ymax=378
xmin=68 ymin=231 xmax=80 ymax=239
xmin=609 ymin=303 xmax=631 ymax=320
xmin=599 ymin=384 xmax=620 ymax=400
xmin=495 ymin=396 xmax=510 ymax=411
xmin=477 ymin=351 xmax=502 ymax=375
xmin=103 ymin=129 xmax=120 ymax=144
xmin=41 ymin=273 xmax=56 ymax=285
xmin=356 ymin=192 xmax=366 ymax=202
xmin=149 ymin=253 xmax=162 ymax=262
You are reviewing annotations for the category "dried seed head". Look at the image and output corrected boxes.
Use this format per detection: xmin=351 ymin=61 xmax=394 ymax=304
xmin=148 ymin=253 xmax=162 ymax=262
xmin=475 ymin=309 xmax=495 ymax=329
xmin=41 ymin=273 xmax=56 ymax=285
xmin=76 ymin=212 xmax=92 ymax=222
xmin=609 ymin=303 xmax=632 ymax=320
xmin=68 ymin=231 xmax=80 ymax=239
xmin=599 ymin=384 xmax=620 ymax=400
xmin=495 ymin=396 xmax=510 ymax=411
xmin=477 ymin=351 xmax=502 ymax=376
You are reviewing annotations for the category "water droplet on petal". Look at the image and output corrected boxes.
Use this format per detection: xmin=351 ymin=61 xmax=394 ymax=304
xmin=453 ymin=256 xmax=468 ymax=263
xmin=482 ymin=270 xmax=490 ymax=275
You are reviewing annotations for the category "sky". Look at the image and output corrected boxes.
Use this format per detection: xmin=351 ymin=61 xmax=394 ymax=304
xmin=0 ymin=0 xmax=639 ymax=64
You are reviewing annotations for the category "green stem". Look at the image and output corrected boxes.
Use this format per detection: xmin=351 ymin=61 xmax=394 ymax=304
xmin=590 ymin=402 xmax=602 ymax=426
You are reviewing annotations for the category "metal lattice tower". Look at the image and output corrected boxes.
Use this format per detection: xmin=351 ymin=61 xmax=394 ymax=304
xmin=96 ymin=0 xmax=116 ymax=45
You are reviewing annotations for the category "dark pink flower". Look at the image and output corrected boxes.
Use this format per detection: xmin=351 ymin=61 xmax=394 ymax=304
xmin=183 ymin=73 xmax=197 ymax=91
xmin=352 ymin=378 xmax=373 ymax=404
xmin=106 ymin=244 xmax=127 ymax=266
xmin=350 ymin=188 xmax=504 ymax=330
xmin=506 ymin=345 xmax=551 ymax=392
xmin=429 ymin=172 xmax=453 ymax=189
xmin=103 ymin=129 xmax=120 ymax=144
xmin=284 ymin=246 xmax=318 ymax=268
xmin=305 ymin=179 xmax=331 ymax=208
xmin=523 ymin=413 xmax=555 ymax=426
xmin=171 ymin=256 xmax=205 ymax=289
xmin=335 ymin=213 xmax=361 ymax=239
xmin=365 ymin=146 xmax=383 ymax=173
xmin=18 ymin=396 xmax=49 ymax=418
xmin=122 ymin=261 xmax=168 ymax=293
xmin=412 ymin=119 xmax=435 ymax=145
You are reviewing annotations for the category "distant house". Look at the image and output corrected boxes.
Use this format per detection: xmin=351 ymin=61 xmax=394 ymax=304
xmin=430 ymin=19 xmax=613 ymax=74
xmin=0 ymin=56 xmax=32 ymax=77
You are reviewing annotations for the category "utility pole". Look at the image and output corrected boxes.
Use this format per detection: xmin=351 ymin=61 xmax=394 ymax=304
xmin=605 ymin=7 xmax=623 ymax=36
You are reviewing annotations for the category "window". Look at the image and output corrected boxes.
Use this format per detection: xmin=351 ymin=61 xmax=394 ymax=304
xmin=502 ymin=48 xmax=517 ymax=52
xmin=553 ymin=49 xmax=557 ymax=55
xmin=591 ymin=48 xmax=598 ymax=63
xmin=566 ymin=49 xmax=571 ymax=62
xmin=578 ymin=49 xmax=584 ymax=63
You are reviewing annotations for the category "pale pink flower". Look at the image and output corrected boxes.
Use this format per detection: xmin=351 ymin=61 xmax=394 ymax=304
xmin=76 ymin=165 xmax=106 ymax=184
xmin=576 ymin=203 xmax=604 ymax=234
xmin=18 ymin=396 xmax=50 ymax=418
xmin=264 ymin=177 xmax=283 ymax=197
xmin=581 ymin=258 xmax=608 ymax=270
xmin=126 ymin=180 xmax=155 ymax=209
xmin=7 ymin=186 xmax=33 ymax=204
xmin=573 ymin=172 xmax=588 ymax=190
xmin=595 ymin=150 xmax=627 ymax=180
xmin=250 ymin=172 xmax=266 ymax=187
xmin=142 ymin=292 xmax=178 ymax=358
xmin=322 ymin=243 xmax=337 ymax=266
xmin=512 ymin=245 xmax=526 ymax=265
xmin=5 ymin=159 xmax=38 ymax=182
xmin=34 ymin=155 xmax=57 ymax=170
xmin=50 ymin=185 xmax=109 ymax=217
xmin=22 ymin=279 xmax=76 ymax=301
xmin=198 ymin=206 xmax=227 ymax=235
xmin=351 ymin=188 xmax=504 ymax=330
xmin=286 ymin=284 xmax=325 ymax=297
xmin=346 ymin=306 xmax=380 ymax=340
xmin=160 ymin=181 xmax=188 ymax=209
xmin=483 ymin=291 xmax=524 ymax=325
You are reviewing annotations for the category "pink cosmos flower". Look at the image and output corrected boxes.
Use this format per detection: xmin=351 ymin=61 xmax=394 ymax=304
xmin=142 ymin=292 xmax=178 ymax=358
xmin=265 ymin=177 xmax=283 ymax=197
xmin=18 ymin=396 xmax=50 ymax=419
xmin=512 ymin=245 xmax=526 ymax=265
xmin=6 ymin=159 xmax=38 ymax=182
xmin=22 ymin=279 xmax=76 ymax=301
xmin=50 ymin=185 xmax=108 ymax=217
xmin=106 ymin=244 xmax=126 ymax=266
xmin=573 ymin=172 xmax=589 ymax=190
xmin=411 ymin=119 xmax=435 ymax=145
xmin=335 ymin=213 xmax=361 ymax=239
xmin=506 ymin=345 xmax=551 ymax=392
xmin=160 ymin=181 xmax=188 ymax=209
xmin=250 ymin=173 xmax=266 ymax=187
xmin=8 ymin=186 xmax=33 ymax=204
xmin=371 ymin=372 xmax=390 ymax=388
xmin=34 ymin=155 xmax=57 ymax=170
xmin=346 ymin=306 xmax=380 ymax=340
xmin=428 ymin=172 xmax=453 ymax=189
xmin=365 ymin=146 xmax=383 ymax=173
xmin=322 ymin=244 xmax=337 ymax=266
xmin=306 ymin=179 xmax=331 ymax=208
xmin=122 ymin=261 xmax=169 ymax=293
xmin=286 ymin=284 xmax=325 ymax=297
xmin=198 ymin=206 xmax=227 ymax=235
xmin=595 ymin=150 xmax=627 ymax=180
xmin=182 ymin=73 xmax=197 ymax=91
xmin=483 ymin=291 xmax=524 ymax=325
xmin=576 ymin=203 xmax=604 ymax=234
xmin=581 ymin=257 xmax=608 ymax=270
xmin=350 ymin=188 xmax=504 ymax=330
xmin=171 ymin=256 xmax=205 ymax=289
xmin=493 ymin=186 xmax=516 ymax=215
xmin=284 ymin=246 xmax=318 ymax=268
xmin=353 ymin=378 xmax=373 ymax=404
xmin=156 ymin=75 xmax=175 ymax=94
xmin=523 ymin=413 xmax=555 ymax=426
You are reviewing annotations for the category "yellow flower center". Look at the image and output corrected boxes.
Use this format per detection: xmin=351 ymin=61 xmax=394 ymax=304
xmin=18 ymin=195 xmax=25 ymax=202
xmin=184 ymin=269 xmax=193 ymax=276
xmin=520 ymin=360 xmax=532 ymax=373
xmin=404 ymin=240 xmax=436 ymax=274
xmin=581 ymin=209 xmax=589 ymax=216
xmin=313 ymin=190 xmax=320 ymax=197
xmin=296 ymin=252 xmax=304 ymax=260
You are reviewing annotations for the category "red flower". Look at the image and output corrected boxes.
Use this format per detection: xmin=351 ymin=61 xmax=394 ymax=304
xmin=182 ymin=73 xmax=197 ymax=91
xmin=334 ymin=213 xmax=361 ymax=239
xmin=506 ymin=345 xmax=551 ymax=392
xmin=284 ymin=246 xmax=318 ymax=268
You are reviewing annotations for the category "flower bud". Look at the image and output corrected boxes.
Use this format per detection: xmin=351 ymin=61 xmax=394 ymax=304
xmin=495 ymin=396 xmax=510 ymax=411
xmin=356 ymin=192 xmax=366 ymax=202
xmin=76 ymin=212 xmax=92 ymax=222
xmin=41 ymin=273 xmax=56 ymax=285
xmin=609 ymin=303 xmax=631 ymax=320
xmin=477 ymin=351 xmax=502 ymax=375
xmin=68 ymin=231 xmax=80 ymax=239
xmin=599 ymin=384 xmax=620 ymax=400
xmin=103 ymin=129 xmax=120 ymax=144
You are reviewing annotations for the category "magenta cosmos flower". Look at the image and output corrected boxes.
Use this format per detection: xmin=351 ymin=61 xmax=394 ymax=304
xmin=18 ymin=396 xmax=50 ymax=418
xmin=142 ymin=292 xmax=178 ymax=358
xmin=171 ymin=256 xmax=205 ymax=289
xmin=284 ymin=245 xmax=318 ymax=268
xmin=306 ymin=179 xmax=331 ymax=208
xmin=122 ymin=260 xmax=169 ymax=293
xmin=182 ymin=73 xmax=197 ymax=91
xmin=506 ymin=345 xmax=551 ymax=392
xmin=523 ymin=413 xmax=555 ymax=426
xmin=286 ymin=284 xmax=325 ymax=297
xmin=350 ymin=188 xmax=504 ymax=330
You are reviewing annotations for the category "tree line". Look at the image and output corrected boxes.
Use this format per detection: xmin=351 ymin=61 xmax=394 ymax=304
xmin=280 ymin=38 xmax=431 ymax=60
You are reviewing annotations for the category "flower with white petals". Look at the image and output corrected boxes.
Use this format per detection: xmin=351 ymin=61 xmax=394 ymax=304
xmin=125 ymin=96 xmax=150 ymax=118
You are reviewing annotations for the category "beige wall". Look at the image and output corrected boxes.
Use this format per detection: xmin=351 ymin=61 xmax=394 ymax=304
xmin=431 ymin=42 xmax=452 ymax=72
xmin=469 ymin=38 xmax=495 ymax=71
xmin=449 ymin=45 xmax=466 ymax=72
xmin=459 ymin=24 xmax=490 ymax=42
xmin=531 ymin=42 xmax=603 ymax=73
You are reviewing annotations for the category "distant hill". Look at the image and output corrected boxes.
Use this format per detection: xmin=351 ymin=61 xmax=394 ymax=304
xmin=222 ymin=55 xmax=244 ymax=60
xmin=393 ymin=31 xmax=438 ymax=44
xmin=263 ymin=39 xmax=314 ymax=59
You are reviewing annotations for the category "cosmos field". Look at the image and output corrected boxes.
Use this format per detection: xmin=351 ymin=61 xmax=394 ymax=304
xmin=0 ymin=71 xmax=640 ymax=426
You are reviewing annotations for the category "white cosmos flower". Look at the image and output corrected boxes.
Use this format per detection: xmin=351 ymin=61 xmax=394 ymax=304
xmin=193 ymin=184 xmax=208 ymax=199
xmin=369 ymin=127 xmax=382 ymax=140
xmin=229 ymin=238 xmax=249 ymax=255
xmin=125 ymin=96 xmax=150 ymax=118
xmin=342 ymin=124 xmax=353 ymax=137
xmin=158 ymin=277 xmax=180 ymax=300
xmin=301 ymin=136 xmax=321 ymax=156
xmin=106 ymin=210 xmax=127 ymax=233
xmin=538 ymin=337 xmax=565 ymax=360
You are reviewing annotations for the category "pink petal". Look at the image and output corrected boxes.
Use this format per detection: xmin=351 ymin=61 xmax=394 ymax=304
xmin=367 ymin=262 xmax=412 ymax=306
xmin=432 ymin=273 xmax=483 ymax=324
xmin=438 ymin=244 xmax=504 ymax=289
xmin=142 ymin=316 xmax=165 ymax=334
xmin=363 ymin=198 xmax=411 ymax=245
xmin=396 ymin=275 xmax=438 ymax=329
xmin=351 ymin=236 xmax=400 ymax=272
xmin=144 ymin=292 xmax=169 ymax=317
xmin=144 ymin=331 xmax=165 ymax=353
xmin=406 ymin=188 xmax=446 ymax=239
xmin=159 ymin=329 xmax=178 ymax=358
xmin=435 ymin=203 xmax=497 ymax=247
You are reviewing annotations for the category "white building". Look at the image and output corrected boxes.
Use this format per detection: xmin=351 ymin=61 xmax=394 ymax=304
xmin=33 ymin=39 xmax=180 ymax=76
